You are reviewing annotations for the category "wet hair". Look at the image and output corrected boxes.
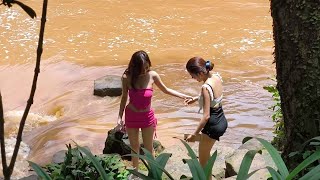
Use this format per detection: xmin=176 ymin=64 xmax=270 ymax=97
xmin=186 ymin=57 xmax=214 ymax=75
xmin=124 ymin=50 xmax=151 ymax=89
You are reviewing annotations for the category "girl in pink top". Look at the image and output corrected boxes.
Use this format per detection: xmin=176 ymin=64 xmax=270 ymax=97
xmin=116 ymin=50 xmax=191 ymax=170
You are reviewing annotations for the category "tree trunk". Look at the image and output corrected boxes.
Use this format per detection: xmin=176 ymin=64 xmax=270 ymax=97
xmin=271 ymin=0 xmax=320 ymax=169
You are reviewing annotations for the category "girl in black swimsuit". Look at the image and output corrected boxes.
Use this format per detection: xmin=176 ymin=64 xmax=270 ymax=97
xmin=184 ymin=57 xmax=228 ymax=180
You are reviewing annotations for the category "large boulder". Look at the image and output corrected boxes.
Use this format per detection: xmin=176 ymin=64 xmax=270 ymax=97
xmin=94 ymin=75 xmax=122 ymax=97
xmin=103 ymin=128 xmax=165 ymax=160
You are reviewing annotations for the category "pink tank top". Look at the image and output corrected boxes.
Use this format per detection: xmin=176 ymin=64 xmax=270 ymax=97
xmin=128 ymin=88 xmax=153 ymax=110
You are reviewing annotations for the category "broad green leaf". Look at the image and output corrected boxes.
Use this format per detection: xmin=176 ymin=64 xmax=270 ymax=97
xmin=127 ymin=169 xmax=153 ymax=180
xmin=141 ymin=147 xmax=159 ymax=179
xmin=116 ymin=139 xmax=150 ymax=172
xmin=175 ymin=138 xmax=198 ymax=159
xmin=299 ymin=164 xmax=320 ymax=180
xmin=155 ymin=153 xmax=172 ymax=178
xmin=255 ymin=137 xmax=289 ymax=178
xmin=247 ymin=168 xmax=264 ymax=179
xmin=287 ymin=151 xmax=320 ymax=180
xmin=184 ymin=159 xmax=206 ymax=180
xmin=242 ymin=137 xmax=254 ymax=144
xmin=236 ymin=150 xmax=262 ymax=180
xmin=76 ymin=145 xmax=110 ymax=180
xmin=125 ymin=154 xmax=174 ymax=180
xmin=204 ymin=150 xmax=217 ymax=179
xmin=28 ymin=161 xmax=52 ymax=180
xmin=301 ymin=136 xmax=320 ymax=149
xmin=266 ymin=166 xmax=283 ymax=180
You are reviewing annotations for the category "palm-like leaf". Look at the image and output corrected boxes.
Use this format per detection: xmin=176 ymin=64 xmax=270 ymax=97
xmin=28 ymin=161 xmax=52 ymax=180
xmin=183 ymin=159 xmax=206 ymax=180
xmin=125 ymin=153 xmax=175 ymax=180
xmin=76 ymin=145 xmax=111 ymax=180
xmin=203 ymin=150 xmax=217 ymax=179
xmin=127 ymin=169 xmax=153 ymax=180
xmin=243 ymin=137 xmax=289 ymax=178
xmin=175 ymin=138 xmax=198 ymax=159
xmin=236 ymin=150 xmax=262 ymax=180
xmin=299 ymin=164 xmax=320 ymax=180
xmin=287 ymin=151 xmax=320 ymax=180
xmin=266 ymin=166 xmax=283 ymax=180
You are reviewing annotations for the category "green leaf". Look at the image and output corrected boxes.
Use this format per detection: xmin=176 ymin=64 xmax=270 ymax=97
xmin=127 ymin=169 xmax=153 ymax=180
xmin=247 ymin=168 xmax=264 ymax=179
xmin=141 ymin=147 xmax=159 ymax=179
xmin=124 ymin=153 xmax=174 ymax=180
xmin=175 ymin=138 xmax=198 ymax=159
xmin=116 ymin=139 xmax=150 ymax=172
xmin=76 ymin=145 xmax=110 ymax=180
xmin=183 ymin=159 xmax=206 ymax=180
xmin=28 ymin=161 xmax=52 ymax=180
xmin=301 ymin=136 xmax=320 ymax=150
xmin=266 ymin=166 xmax=283 ymax=180
xmin=287 ymin=151 xmax=320 ymax=180
xmin=155 ymin=153 xmax=172 ymax=178
xmin=255 ymin=137 xmax=289 ymax=178
xmin=203 ymin=150 xmax=217 ymax=179
xmin=236 ymin=150 xmax=262 ymax=180
xmin=299 ymin=164 xmax=320 ymax=180
xmin=242 ymin=137 xmax=254 ymax=144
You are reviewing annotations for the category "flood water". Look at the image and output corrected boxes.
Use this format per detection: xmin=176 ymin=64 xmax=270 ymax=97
xmin=0 ymin=0 xmax=275 ymax=176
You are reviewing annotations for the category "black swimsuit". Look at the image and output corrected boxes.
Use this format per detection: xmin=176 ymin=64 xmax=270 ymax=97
xmin=200 ymin=84 xmax=228 ymax=140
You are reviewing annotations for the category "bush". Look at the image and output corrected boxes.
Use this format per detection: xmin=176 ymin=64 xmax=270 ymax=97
xmin=29 ymin=143 xmax=129 ymax=180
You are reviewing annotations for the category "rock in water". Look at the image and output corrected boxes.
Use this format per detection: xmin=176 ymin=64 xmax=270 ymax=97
xmin=94 ymin=75 xmax=122 ymax=97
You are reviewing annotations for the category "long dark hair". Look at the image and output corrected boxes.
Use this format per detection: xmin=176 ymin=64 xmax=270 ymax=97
xmin=125 ymin=50 xmax=151 ymax=89
xmin=186 ymin=57 xmax=214 ymax=75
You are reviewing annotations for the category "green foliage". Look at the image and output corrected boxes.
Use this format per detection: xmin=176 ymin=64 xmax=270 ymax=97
xmin=289 ymin=136 xmax=320 ymax=177
xmin=30 ymin=144 xmax=129 ymax=180
xmin=28 ymin=161 xmax=52 ymax=180
xmin=242 ymin=137 xmax=320 ymax=180
xmin=125 ymin=147 xmax=174 ymax=180
xmin=178 ymin=138 xmax=217 ymax=180
xmin=263 ymin=82 xmax=285 ymax=150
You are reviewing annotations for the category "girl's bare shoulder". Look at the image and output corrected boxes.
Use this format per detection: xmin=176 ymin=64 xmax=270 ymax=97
xmin=148 ymin=70 xmax=159 ymax=77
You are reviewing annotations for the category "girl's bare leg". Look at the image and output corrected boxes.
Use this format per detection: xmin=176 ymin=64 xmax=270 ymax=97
xmin=199 ymin=133 xmax=216 ymax=180
xmin=141 ymin=125 xmax=155 ymax=157
xmin=127 ymin=127 xmax=140 ymax=169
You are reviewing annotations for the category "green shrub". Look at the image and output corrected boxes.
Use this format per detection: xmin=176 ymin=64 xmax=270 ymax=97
xmin=263 ymin=82 xmax=285 ymax=150
xmin=29 ymin=143 xmax=129 ymax=180
xmin=242 ymin=137 xmax=320 ymax=180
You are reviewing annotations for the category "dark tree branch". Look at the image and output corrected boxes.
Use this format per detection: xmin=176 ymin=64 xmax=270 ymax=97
xmin=4 ymin=0 xmax=48 ymax=178
xmin=0 ymin=92 xmax=8 ymax=177
xmin=1 ymin=0 xmax=36 ymax=18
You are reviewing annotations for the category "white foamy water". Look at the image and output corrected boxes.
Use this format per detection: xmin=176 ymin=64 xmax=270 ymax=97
xmin=1 ymin=111 xmax=57 ymax=178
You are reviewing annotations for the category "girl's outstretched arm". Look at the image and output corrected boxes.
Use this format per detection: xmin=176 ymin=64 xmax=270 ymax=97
xmin=152 ymin=71 xmax=191 ymax=99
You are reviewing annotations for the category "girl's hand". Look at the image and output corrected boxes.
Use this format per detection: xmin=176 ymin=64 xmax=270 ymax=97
xmin=184 ymin=96 xmax=197 ymax=105
xmin=115 ymin=118 xmax=125 ymax=132
xmin=185 ymin=134 xmax=197 ymax=142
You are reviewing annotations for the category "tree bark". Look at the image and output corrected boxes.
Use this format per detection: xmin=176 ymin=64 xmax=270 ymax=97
xmin=271 ymin=0 xmax=320 ymax=169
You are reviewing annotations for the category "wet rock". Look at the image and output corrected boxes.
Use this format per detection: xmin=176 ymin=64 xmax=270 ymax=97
xmin=93 ymin=75 xmax=122 ymax=97
xmin=52 ymin=149 xmax=67 ymax=164
xmin=103 ymin=128 xmax=165 ymax=160
xmin=19 ymin=174 xmax=39 ymax=180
